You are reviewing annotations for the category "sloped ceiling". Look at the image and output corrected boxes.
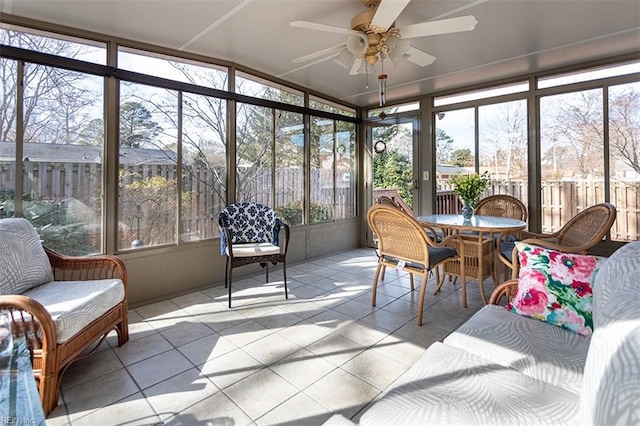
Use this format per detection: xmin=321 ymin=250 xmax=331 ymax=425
xmin=1 ymin=0 xmax=639 ymax=107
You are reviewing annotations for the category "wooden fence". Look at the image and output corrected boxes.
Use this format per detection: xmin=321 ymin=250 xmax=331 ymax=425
xmin=0 ymin=162 xmax=356 ymax=245
xmin=437 ymin=179 xmax=639 ymax=241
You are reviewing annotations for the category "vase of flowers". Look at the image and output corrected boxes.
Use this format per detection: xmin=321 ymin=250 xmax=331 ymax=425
xmin=451 ymin=171 xmax=491 ymax=220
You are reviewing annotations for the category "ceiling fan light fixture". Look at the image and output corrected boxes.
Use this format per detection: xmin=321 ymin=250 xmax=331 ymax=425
xmin=333 ymin=48 xmax=354 ymax=69
xmin=346 ymin=33 xmax=369 ymax=57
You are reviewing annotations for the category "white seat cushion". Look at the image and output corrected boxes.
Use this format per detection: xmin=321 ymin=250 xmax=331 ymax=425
xmin=228 ymin=242 xmax=281 ymax=257
xmin=23 ymin=279 xmax=125 ymax=343
xmin=444 ymin=304 xmax=590 ymax=394
xmin=359 ymin=342 xmax=580 ymax=426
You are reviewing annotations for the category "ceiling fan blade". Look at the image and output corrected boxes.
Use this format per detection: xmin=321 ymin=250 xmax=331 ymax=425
xmin=290 ymin=20 xmax=353 ymax=35
xmin=406 ymin=47 xmax=436 ymax=67
xmin=349 ymin=56 xmax=363 ymax=75
xmin=370 ymin=0 xmax=411 ymax=31
xmin=399 ymin=15 xmax=478 ymax=39
xmin=292 ymin=44 xmax=346 ymax=64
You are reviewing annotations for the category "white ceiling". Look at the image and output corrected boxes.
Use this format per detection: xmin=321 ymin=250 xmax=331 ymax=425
xmin=2 ymin=0 xmax=639 ymax=107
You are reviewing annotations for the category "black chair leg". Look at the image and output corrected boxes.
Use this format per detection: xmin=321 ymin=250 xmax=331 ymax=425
xmin=266 ymin=263 xmax=269 ymax=282
xmin=283 ymin=260 xmax=288 ymax=299
xmin=228 ymin=266 xmax=233 ymax=308
xmin=224 ymin=258 xmax=229 ymax=288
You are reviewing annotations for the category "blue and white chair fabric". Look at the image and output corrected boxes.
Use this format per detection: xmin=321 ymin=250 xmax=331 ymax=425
xmin=218 ymin=202 xmax=289 ymax=308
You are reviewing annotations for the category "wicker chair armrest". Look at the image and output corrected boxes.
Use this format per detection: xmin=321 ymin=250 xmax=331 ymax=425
xmin=518 ymin=238 xmax=591 ymax=254
xmin=440 ymin=233 xmax=465 ymax=259
xmin=44 ymin=247 xmax=127 ymax=287
xmin=0 ymin=295 xmax=57 ymax=352
xmin=489 ymin=279 xmax=518 ymax=305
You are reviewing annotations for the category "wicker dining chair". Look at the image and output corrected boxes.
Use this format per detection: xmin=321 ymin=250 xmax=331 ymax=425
xmin=367 ymin=204 xmax=464 ymax=326
xmin=474 ymin=194 xmax=527 ymax=222
xmin=496 ymin=202 xmax=617 ymax=282
xmin=473 ymin=194 xmax=528 ymax=283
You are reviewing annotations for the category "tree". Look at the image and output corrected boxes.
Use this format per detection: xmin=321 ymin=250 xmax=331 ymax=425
xmin=450 ymin=148 xmax=474 ymax=167
xmin=373 ymin=150 xmax=414 ymax=207
xmin=436 ymin=128 xmax=454 ymax=165
xmin=0 ymin=30 xmax=101 ymax=145
xmin=610 ymin=85 xmax=640 ymax=173
xmin=119 ymin=101 xmax=162 ymax=148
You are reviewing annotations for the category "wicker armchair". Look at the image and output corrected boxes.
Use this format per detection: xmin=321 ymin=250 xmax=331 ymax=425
xmin=496 ymin=202 xmax=616 ymax=282
xmin=474 ymin=194 xmax=527 ymax=221
xmin=0 ymin=218 xmax=129 ymax=416
xmin=218 ymin=202 xmax=290 ymax=308
xmin=367 ymin=204 xmax=464 ymax=326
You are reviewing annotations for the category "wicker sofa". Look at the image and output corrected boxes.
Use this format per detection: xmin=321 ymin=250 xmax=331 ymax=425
xmin=0 ymin=218 xmax=129 ymax=416
xmin=326 ymin=240 xmax=640 ymax=425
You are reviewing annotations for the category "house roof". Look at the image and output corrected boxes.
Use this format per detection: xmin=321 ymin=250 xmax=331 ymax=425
xmin=0 ymin=142 xmax=178 ymax=166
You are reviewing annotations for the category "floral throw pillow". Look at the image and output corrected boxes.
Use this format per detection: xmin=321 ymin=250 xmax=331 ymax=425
xmin=506 ymin=242 xmax=605 ymax=337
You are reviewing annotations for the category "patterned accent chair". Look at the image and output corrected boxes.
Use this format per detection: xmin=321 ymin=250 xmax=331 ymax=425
xmin=218 ymin=202 xmax=290 ymax=308
xmin=0 ymin=218 xmax=129 ymax=416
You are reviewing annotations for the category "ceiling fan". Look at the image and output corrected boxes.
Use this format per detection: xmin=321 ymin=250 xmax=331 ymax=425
xmin=290 ymin=0 xmax=478 ymax=77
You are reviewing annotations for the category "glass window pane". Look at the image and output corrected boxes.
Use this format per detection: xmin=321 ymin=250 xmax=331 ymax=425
xmin=236 ymin=72 xmax=303 ymax=106
xmin=0 ymin=58 xmax=17 ymax=219
xmin=609 ymin=82 xmax=640 ymax=242
xmin=310 ymin=117 xmax=334 ymax=223
xmin=540 ymin=89 xmax=605 ymax=233
xmin=373 ymin=123 xmax=414 ymax=209
xmin=118 ymin=47 xmax=228 ymax=89
xmin=20 ymin=64 xmax=104 ymax=255
xmin=538 ymin=61 xmax=640 ymax=89
xmin=1 ymin=24 xmax=106 ymax=65
xmin=335 ymin=121 xmax=356 ymax=219
xmin=274 ymin=111 xmax=304 ymax=225
xmin=367 ymin=101 xmax=419 ymax=118
xmin=182 ymin=93 xmax=227 ymax=241
xmin=435 ymin=108 xmax=476 ymax=206
xmin=309 ymin=96 xmax=357 ymax=117
xmin=236 ymin=103 xmax=273 ymax=204
xmin=478 ymin=100 xmax=528 ymax=204
xmin=434 ymin=82 xmax=529 ymax=107
xmin=118 ymin=82 xmax=178 ymax=250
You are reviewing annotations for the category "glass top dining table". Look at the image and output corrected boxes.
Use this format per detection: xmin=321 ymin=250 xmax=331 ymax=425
xmin=416 ymin=214 xmax=526 ymax=306
xmin=416 ymin=214 xmax=527 ymax=233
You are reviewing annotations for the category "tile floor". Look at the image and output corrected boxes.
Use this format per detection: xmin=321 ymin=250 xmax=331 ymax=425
xmin=46 ymin=248 xmax=488 ymax=426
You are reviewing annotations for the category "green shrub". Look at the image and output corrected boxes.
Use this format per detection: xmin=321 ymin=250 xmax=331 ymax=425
xmin=276 ymin=200 xmax=332 ymax=225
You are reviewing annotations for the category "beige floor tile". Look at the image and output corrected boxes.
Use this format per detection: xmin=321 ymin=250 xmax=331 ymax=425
xmin=331 ymin=299 xmax=378 ymax=319
xmin=143 ymin=367 xmax=219 ymax=422
xmin=305 ymin=333 xmax=365 ymax=367
xmin=112 ymin=332 xmax=173 ymax=366
xmin=257 ymin=390 xmax=333 ymax=426
xmin=195 ymin=308 xmax=251 ymax=333
xmin=242 ymin=333 xmax=303 ymax=365
xmin=341 ymin=349 xmax=409 ymax=390
xmin=217 ymin=319 xmax=273 ymax=347
xmin=308 ymin=309 xmax=355 ymax=331
xmin=62 ymin=367 xmax=140 ymax=421
xmin=134 ymin=299 xmax=184 ymax=320
xmin=170 ymin=290 xmax=214 ymax=309
xmin=152 ymin=316 xmax=216 ymax=347
xmin=252 ymin=308 xmax=304 ymax=331
xmin=178 ymin=334 xmax=238 ymax=366
xmin=199 ymin=348 xmax=264 ymax=389
xmin=165 ymin=390 xmax=253 ymax=426
xmin=270 ymin=348 xmax=336 ymax=390
xmin=370 ymin=334 xmax=426 ymax=366
xmin=276 ymin=320 xmax=332 ymax=347
xmin=359 ymin=308 xmax=413 ymax=332
xmin=334 ymin=321 xmax=390 ymax=347
xmin=70 ymin=392 xmax=161 ymax=426
xmin=393 ymin=322 xmax=451 ymax=346
xmin=223 ymin=368 xmax=299 ymax=420
xmin=61 ymin=348 xmax=124 ymax=390
xmin=127 ymin=349 xmax=193 ymax=390
xmin=304 ymin=369 xmax=380 ymax=420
